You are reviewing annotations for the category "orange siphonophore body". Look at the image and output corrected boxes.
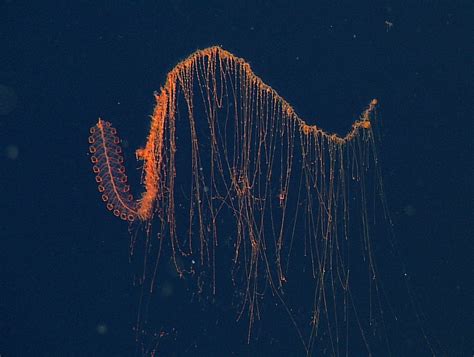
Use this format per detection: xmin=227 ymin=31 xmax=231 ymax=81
xmin=88 ymin=47 xmax=397 ymax=356
xmin=90 ymin=47 xmax=376 ymax=223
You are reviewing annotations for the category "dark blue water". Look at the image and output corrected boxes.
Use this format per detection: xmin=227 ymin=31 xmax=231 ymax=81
xmin=1 ymin=1 xmax=470 ymax=356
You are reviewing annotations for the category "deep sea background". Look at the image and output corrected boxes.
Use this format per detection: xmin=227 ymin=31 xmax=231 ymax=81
xmin=0 ymin=1 xmax=471 ymax=356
